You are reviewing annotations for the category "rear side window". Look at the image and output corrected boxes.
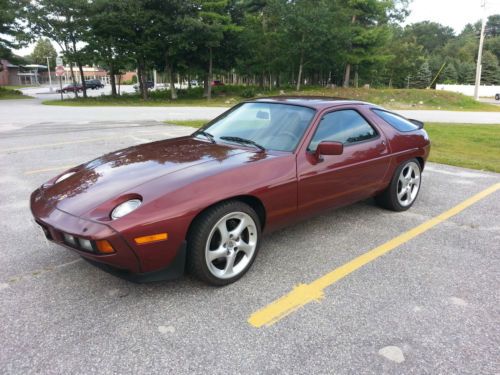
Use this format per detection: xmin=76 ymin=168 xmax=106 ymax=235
xmin=309 ymin=109 xmax=377 ymax=151
xmin=372 ymin=109 xmax=420 ymax=132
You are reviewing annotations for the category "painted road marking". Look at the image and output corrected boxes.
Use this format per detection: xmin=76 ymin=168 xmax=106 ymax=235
xmin=24 ymin=165 xmax=73 ymax=175
xmin=248 ymin=182 xmax=500 ymax=328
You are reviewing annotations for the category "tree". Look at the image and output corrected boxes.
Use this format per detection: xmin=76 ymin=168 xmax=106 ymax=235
xmin=0 ymin=0 xmax=28 ymax=63
xmin=440 ymin=62 xmax=458 ymax=84
xmin=341 ymin=0 xmax=407 ymax=88
xmin=84 ymin=0 xmax=137 ymax=96
xmin=194 ymin=0 xmax=239 ymax=100
xmin=403 ymin=21 xmax=455 ymax=54
xmin=28 ymin=0 xmax=91 ymax=97
xmin=30 ymin=38 xmax=57 ymax=67
xmin=413 ymin=61 xmax=431 ymax=88
xmin=481 ymin=50 xmax=500 ymax=85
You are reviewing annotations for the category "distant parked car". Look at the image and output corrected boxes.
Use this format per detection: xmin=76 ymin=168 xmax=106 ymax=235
xmin=133 ymin=81 xmax=154 ymax=91
xmin=85 ymin=79 xmax=104 ymax=89
xmin=211 ymin=80 xmax=225 ymax=87
xmin=495 ymin=93 xmax=499 ymax=101
xmin=57 ymin=84 xmax=83 ymax=93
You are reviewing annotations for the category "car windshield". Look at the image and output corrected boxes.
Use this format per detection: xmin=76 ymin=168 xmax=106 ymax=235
xmin=200 ymin=102 xmax=316 ymax=152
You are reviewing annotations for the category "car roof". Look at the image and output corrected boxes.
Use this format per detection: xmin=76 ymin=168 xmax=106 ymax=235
xmin=250 ymin=96 xmax=379 ymax=110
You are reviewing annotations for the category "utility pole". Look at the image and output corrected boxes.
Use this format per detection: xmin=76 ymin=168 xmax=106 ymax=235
xmin=46 ymin=57 xmax=53 ymax=92
xmin=474 ymin=0 xmax=487 ymax=100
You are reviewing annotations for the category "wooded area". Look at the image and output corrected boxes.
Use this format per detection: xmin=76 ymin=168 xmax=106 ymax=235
xmin=2 ymin=0 xmax=500 ymax=100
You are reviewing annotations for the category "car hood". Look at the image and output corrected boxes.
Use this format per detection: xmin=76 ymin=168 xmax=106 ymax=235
xmin=42 ymin=137 xmax=247 ymax=217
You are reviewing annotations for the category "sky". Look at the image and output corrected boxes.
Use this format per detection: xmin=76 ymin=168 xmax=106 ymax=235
xmin=404 ymin=0 xmax=500 ymax=32
xmin=13 ymin=0 xmax=500 ymax=56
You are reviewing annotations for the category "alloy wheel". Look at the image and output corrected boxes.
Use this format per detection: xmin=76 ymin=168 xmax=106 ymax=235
xmin=397 ymin=161 xmax=421 ymax=207
xmin=205 ymin=212 xmax=258 ymax=279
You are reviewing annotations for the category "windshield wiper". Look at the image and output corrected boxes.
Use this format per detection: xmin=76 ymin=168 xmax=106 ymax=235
xmin=220 ymin=136 xmax=265 ymax=152
xmin=195 ymin=130 xmax=216 ymax=144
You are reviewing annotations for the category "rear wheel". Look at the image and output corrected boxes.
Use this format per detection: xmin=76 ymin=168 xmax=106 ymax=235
xmin=495 ymin=94 xmax=500 ymax=101
xmin=375 ymin=159 xmax=422 ymax=211
xmin=187 ymin=201 xmax=261 ymax=286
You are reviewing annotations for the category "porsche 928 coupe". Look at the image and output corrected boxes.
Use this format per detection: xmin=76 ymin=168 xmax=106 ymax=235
xmin=31 ymin=97 xmax=430 ymax=285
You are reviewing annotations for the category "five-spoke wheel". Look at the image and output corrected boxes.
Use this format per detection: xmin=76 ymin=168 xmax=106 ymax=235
xmin=187 ymin=201 xmax=261 ymax=285
xmin=205 ymin=212 xmax=257 ymax=279
xmin=376 ymin=158 xmax=422 ymax=211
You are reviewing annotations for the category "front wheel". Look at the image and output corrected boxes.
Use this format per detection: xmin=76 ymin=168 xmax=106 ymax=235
xmin=495 ymin=94 xmax=500 ymax=101
xmin=187 ymin=201 xmax=261 ymax=286
xmin=375 ymin=159 xmax=422 ymax=211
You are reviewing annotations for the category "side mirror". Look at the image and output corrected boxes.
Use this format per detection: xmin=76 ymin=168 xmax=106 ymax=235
xmin=315 ymin=141 xmax=343 ymax=160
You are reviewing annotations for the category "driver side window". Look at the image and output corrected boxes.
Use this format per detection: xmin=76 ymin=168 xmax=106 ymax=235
xmin=309 ymin=109 xmax=377 ymax=151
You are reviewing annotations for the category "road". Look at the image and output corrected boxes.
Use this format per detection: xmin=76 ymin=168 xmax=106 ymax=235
xmin=0 ymin=115 xmax=499 ymax=374
xmin=2 ymin=94 xmax=500 ymax=131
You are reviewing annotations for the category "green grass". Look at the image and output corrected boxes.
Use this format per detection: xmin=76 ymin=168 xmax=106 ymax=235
xmin=425 ymin=123 xmax=500 ymax=173
xmin=165 ymin=119 xmax=208 ymax=128
xmin=165 ymin=120 xmax=500 ymax=173
xmin=0 ymin=86 xmax=32 ymax=100
xmin=42 ymin=86 xmax=500 ymax=112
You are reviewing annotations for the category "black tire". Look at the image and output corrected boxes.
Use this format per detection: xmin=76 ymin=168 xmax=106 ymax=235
xmin=375 ymin=158 xmax=422 ymax=212
xmin=495 ymin=94 xmax=500 ymax=101
xmin=187 ymin=200 xmax=261 ymax=286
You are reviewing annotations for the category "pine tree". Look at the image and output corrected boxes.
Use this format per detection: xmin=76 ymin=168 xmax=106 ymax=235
xmin=440 ymin=63 xmax=458 ymax=84
xmin=413 ymin=61 xmax=431 ymax=88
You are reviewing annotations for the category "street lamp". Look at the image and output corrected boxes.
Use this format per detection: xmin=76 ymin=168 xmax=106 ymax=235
xmin=46 ymin=56 xmax=53 ymax=92
xmin=474 ymin=0 xmax=487 ymax=100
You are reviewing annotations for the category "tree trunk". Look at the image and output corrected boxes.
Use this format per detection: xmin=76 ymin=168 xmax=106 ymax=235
xmin=168 ymin=65 xmax=177 ymax=100
xmin=354 ymin=67 xmax=359 ymax=88
xmin=343 ymin=14 xmax=357 ymax=88
xmin=207 ymin=47 xmax=213 ymax=100
xmin=109 ymin=63 xmax=117 ymax=97
xmin=296 ymin=51 xmax=304 ymax=91
xmin=137 ymin=59 xmax=148 ymax=100
xmin=72 ymin=38 xmax=87 ymax=98
xmin=203 ymin=74 xmax=209 ymax=97
xmin=69 ymin=62 xmax=79 ymax=98
xmin=343 ymin=64 xmax=351 ymax=88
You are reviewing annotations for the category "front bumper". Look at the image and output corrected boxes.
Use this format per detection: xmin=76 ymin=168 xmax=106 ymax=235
xmin=34 ymin=208 xmax=142 ymax=273
xmin=30 ymin=189 xmax=187 ymax=281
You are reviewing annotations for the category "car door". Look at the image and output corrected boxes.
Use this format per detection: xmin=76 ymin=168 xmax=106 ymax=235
xmin=297 ymin=107 xmax=391 ymax=217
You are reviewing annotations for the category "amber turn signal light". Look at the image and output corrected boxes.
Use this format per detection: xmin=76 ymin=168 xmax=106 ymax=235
xmin=96 ymin=240 xmax=115 ymax=253
xmin=134 ymin=233 xmax=168 ymax=245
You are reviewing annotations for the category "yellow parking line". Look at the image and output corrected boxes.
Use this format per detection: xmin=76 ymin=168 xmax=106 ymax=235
xmin=24 ymin=165 xmax=73 ymax=175
xmin=248 ymin=182 xmax=500 ymax=328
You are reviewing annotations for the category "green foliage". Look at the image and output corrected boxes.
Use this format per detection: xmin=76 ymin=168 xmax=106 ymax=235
xmin=413 ymin=61 xmax=431 ymax=88
xmin=30 ymin=38 xmax=57 ymax=67
xmin=481 ymin=50 xmax=500 ymax=85
xmin=18 ymin=0 xmax=500 ymax=93
xmin=440 ymin=63 xmax=458 ymax=84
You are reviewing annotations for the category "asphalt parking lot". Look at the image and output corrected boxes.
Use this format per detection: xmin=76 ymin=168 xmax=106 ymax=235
xmin=1 ymin=118 xmax=499 ymax=374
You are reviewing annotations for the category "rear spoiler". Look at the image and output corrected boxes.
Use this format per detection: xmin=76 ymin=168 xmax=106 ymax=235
xmin=409 ymin=119 xmax=424 ymax=129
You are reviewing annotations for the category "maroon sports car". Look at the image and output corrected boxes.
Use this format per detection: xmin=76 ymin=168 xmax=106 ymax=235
xmin=31 ymin=97 xmax=430 ymax=285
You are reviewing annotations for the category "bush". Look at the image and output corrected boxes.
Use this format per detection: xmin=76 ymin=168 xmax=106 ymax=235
xmin=240 ymin=88 xmax=256 ymax=98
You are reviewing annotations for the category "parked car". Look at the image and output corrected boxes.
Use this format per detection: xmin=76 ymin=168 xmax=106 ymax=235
xmin=133 ymin=81 xmax=154 ymax=91
xmin=57 ymin=83 xmax=83 ymax=93
xmin=30 ymin=97 xmax=430 ymax=285
xmin=85 ymin=79 xmax=104 ymax=89
xmin=495 ymin=93 xmax=499 ymax=101
xmin=211 ymin=80 xmax=225 ymax=86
